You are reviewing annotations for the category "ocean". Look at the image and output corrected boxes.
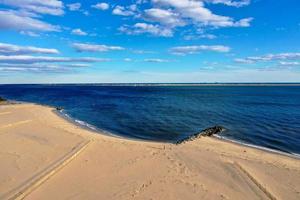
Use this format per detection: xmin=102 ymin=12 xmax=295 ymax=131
xmin=1 ymin=84 xmax=300 ymax=156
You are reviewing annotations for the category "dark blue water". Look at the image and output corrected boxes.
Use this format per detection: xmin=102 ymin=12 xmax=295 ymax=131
xmin=1 ymin=84 xmax=300 ymax=155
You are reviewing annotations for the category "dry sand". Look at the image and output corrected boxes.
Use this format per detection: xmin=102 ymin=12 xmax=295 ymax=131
xmin=0 ymin=103 xmax=299 ymax=200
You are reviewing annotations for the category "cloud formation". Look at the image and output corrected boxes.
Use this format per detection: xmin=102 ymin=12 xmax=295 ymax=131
xmin=119 ymin=23 xmax=173 ymax=37
xmin=0 ymin=0 xmax=64 ymax=16
xmin=72 ymin=43 xmax=125 ymax=52
xmin=279 ymin=61 xmax=300 ymax=66
xmin=20 ymin=31 xmax=40 ymax=37
xmin=115 ymin=0 xmax=252 ymax=37
xmin=0 ymin=43 xmax=59 ymax=55
xmin=92 ymin=3 xmax=110 ymax=10
xmin=0 ymin=65 xmax=73 ymax=73
xmin=112 ymin=5 xmax=136 ymax=16
xmin=144 ymin=58 xmax=172 ymax=62
xmin=151 ymin=0 xmax=252 ymax=28
xmin=0 ymin=55 xmax=109 ymax=64
xmin=144 ymin=8 xmax=185 ymax=28
xmin=0 ymin=10 xmax=60 ymax=32
xmin=0 ymin=62 xmax=92 ymax=73
xmin=71 ymin=28 xmax=88 ymax=36
xmin=67 ymin=3 xmax=81 ymax=11
xmin=170 ymin=45 xmax=230 ymax=55
xmin=204 ymin=0 xmax=251 ymax=8
xmin=183 ymin=33 xmax=217 ymax=40
xmin=235 ymin=53 xmax=300 ymax=64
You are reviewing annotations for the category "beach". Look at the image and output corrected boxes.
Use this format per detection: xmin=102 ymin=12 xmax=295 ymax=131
xmin=0 ymin=103 xmax=300 ymax=200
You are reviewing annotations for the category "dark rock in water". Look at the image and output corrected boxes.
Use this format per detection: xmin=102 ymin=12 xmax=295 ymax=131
xmin=56 ymin=107 xmax=63 ymax=111
xmin=176 ymin=126 xmax=225 ymax=145
xmin=0 ymin=96 xmax=6 ymax=102
xmin=201 ymin=126 xmax=225 ymax=137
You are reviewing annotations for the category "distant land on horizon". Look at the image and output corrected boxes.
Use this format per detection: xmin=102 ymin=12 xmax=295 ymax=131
xmin=0 ymin=1 xmax=300 ymax=83
xmin=1 ymin=83 xmax=300 ymax=86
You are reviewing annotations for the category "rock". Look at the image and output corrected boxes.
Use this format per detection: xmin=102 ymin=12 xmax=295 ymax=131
xmin=176 ymin=126 xmax=225 ymax=145
xmin=56 ymin=107 xmax=63 ymax=111
xmin=201 ymin=126 xmax=225 ymax=137
xmin=0 ymin=96 xmax=6 ymax=102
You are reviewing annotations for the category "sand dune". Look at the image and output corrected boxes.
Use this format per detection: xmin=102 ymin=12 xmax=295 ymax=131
xmin=0 ymin=103 xmax=299 ymax=200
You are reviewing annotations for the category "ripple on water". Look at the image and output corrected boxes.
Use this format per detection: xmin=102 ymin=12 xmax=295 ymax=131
xmin=0 ymin=85 xmax=300 ymax=155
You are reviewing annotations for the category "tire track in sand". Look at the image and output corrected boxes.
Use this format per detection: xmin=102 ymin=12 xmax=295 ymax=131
xmin=234 ymin=162 xmax=277 ymax=200
xmin=0 ymin=120 xmax=32 ymax=131
xmin=1 ymin=140 xmax=90 ymax=200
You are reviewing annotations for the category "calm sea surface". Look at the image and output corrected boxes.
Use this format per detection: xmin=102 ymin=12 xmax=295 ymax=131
xmin=1 ymin=84 xmax=300 ymax=155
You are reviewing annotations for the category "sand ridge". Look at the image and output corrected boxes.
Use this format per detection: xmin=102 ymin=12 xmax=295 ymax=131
xmin=0 ymin=103 xmax=299 ymax=200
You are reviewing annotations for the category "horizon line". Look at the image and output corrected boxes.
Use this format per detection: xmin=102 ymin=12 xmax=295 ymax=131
xmin=1 ymin=82 xmax=300 ymax=86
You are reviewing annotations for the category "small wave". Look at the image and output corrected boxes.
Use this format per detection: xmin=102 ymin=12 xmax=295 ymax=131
xmin=214 ymin=135 xmax=300 ymax=159
xmin=58 ymin=110 xmax=97 ymax=131
xmin=74 ymin=119 xmax=97 ymax=131
xmin=57 ymin=109 xmax=123 ymax=139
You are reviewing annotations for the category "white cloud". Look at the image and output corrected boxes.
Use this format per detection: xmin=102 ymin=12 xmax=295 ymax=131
xmin=0 ymin=43 xmax=59 ymax=55
xmin=119 ymin=23 xmax=173 ymax=37
xmin=183 ymin=33 xmax=217 ymax=40
xmin=92 ymin=2 xmax=110 ymax=10
xmin=151 ymin=0 xmax=253 ymax=28
xmin=271 ymin=53 xmax=300 ymax=60
xmin=144 ymin=8 xmax=185 ymax=27
xmin=83 ymin=11 xmax=89 ymax=16
xmin=233 ymin=17 xmax=252 ymax=27
xmin=0 ymin=67 xmax=27 ymax=72
xmin=234 ymin=58 xmax=254 ymax=64
xmin=204 ymin=0 xmax=251 ymax=7
xmin=71 ymin=28 xmax=88 ymax=36
xmin=0 ymin=63 xmax=87 ymax=73
xmin=124 ymin=58 xmax=133 ymax=62
xmin=72 ymin=43 xmax=124 ymax=52
xmin=20 ymin=31 xmax=40 ymax=37
xmin=235 ymin=53 xmax=300 ymax=64
xmin=132 ymin=50 xmax=155 ymax=54
xmin=279 ymin=61 xmax=300 ymax=66
xmin=144 ymin=58 xmax=172 ymax=62
xmin=112 ymin=5 xmax=135 ymax=16
xmin=0 ymin=0 xmax=64 ymax=16
xmin=117 ymin=0 xmax=252 ymax=37
xmin=0 ymin=56 xmax=108 ymax=73
xmin=170 ymin=45 xmax=230 ymax=55
xmin=0 ymin=55 xmax=108 ymax=64
xmin=0 ymin=62 xmax=90 ymax=69
xmin=67 ymin=3 xmax=81 ymax=11
xmin=136 ymin=0 xmax=148 ymax=4
xmin=66 ymin=63 xmax=91 ymax=67
xmin=0 ymin=10 xmax=60 ymax=32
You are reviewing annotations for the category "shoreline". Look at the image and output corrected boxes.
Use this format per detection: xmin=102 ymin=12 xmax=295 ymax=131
xmin=5 ymin=99 xmax=300 ymax=159
xmin=54 ymin=109 xmax=123 ymax=140
xmin=1 ymin=103 xmax=300 ymax=199
xmin=54 ymin=103 xmax=300 ymax=159
xmin=213 ymin=135 xmax=300 ymax=160
xmin=53 ymin=108 xmax=167 ymax=145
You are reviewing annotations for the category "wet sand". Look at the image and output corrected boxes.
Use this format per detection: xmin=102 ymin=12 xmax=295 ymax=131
xmin=0 ymin=103 xmax=299 ymax=200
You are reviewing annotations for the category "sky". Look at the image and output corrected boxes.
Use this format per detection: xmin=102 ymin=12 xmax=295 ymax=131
xmin=0 ymin=0 xmax=300 ymax=83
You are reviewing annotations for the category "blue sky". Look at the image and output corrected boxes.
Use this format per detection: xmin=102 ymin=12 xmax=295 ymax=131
xmin=0 ymin=0 xmax=300 ymax=83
